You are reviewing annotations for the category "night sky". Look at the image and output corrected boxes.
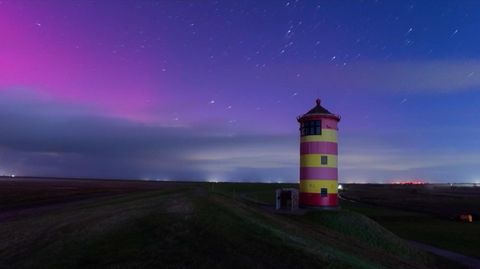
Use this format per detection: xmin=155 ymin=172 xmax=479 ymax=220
xmin=1 ymin=0 xmax=479 ymax=183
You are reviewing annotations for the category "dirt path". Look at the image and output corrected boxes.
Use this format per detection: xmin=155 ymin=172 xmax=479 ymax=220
xmin=409 ymin=241 xmax=480 ymax=269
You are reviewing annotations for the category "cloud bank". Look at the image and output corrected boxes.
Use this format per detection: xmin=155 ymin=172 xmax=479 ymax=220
xmin=0 ymin=89 xmax=478 ymax=183
xmin=0 ymin=90 xmax=298 ymax=181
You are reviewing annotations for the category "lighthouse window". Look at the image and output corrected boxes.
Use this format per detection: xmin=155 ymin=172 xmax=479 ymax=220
xmin=300 ymin=120 xmax=321 ymax=136
xmin=320 ymin=188 xmax=328 ymax=197
xmin=321 ymin=155 xmax=328 ymax=165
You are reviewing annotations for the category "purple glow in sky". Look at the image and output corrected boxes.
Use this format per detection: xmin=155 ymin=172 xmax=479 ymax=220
xmin=1 ymin=0 xmax=479 ymax=183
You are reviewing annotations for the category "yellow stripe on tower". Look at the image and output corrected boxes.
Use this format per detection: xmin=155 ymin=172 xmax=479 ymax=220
xmin=300 ymin=129 xmax=337 ymax=143
xmin=300 ymin=180 xmax=338 ymax=194
xmin=300 ymin=154 xmax=337 ymax=168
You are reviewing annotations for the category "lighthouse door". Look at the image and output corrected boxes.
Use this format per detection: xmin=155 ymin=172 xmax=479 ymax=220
xmin=280 ymin=190 xmax=292 ymax=209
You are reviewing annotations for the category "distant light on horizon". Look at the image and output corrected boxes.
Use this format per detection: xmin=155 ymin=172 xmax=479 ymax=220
xmin=392 ymin=180 xmax=426 ymax=185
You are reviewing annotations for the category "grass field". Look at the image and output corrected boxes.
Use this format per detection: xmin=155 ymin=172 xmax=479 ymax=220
xmin=0 ymin=178 xmax=470 ymax=268
xmin=340 ymin=184 xmax=480 ymax=219
xmin=213 ymin=182 xmax=480 ymax=259
xmin=340 ymin=195 xmax=480 ymax=259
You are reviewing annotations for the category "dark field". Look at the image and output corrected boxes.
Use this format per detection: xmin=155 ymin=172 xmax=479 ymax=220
xmin=340 ymin=184 xmax=480 ymax=259
xmin=341 ymin=184 xmax=480 ymax=219
xmin=0 ymin=178 xmax=475 ymax=268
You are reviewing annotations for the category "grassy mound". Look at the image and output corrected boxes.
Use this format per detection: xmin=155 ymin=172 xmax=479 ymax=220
xmin=300 ymin=209 xmax=428 ymax=263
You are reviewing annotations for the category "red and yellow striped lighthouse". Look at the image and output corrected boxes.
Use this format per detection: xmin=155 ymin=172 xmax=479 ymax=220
xmin=298 ymin=98 xmax=340 ymax=208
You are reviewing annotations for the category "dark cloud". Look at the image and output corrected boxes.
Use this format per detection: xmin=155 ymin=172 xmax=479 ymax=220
xmin=0 ymin=90 xmax=298 ymax=181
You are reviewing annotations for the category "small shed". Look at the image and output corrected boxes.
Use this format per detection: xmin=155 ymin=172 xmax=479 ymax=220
xmin=275 ymin=188 xmax=299 ymax=211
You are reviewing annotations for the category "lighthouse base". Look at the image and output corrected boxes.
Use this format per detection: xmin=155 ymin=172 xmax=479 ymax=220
xmin=299 ymin=193 xmax=338 ymax=208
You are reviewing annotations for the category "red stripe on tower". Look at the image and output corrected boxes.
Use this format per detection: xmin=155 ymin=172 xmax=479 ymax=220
xmin=300 ymin=141 xmax=338 ymax=155
xmin=300 ymin=167 xmax=338 ymax=180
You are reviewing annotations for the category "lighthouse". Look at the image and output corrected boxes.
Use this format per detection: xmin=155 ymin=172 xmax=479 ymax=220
xmin=297 ymin=98 xmax=340 ymax=208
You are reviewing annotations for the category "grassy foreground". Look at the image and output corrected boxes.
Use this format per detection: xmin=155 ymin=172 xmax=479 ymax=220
xmin=0 ymin=180 xmax=462 ymax=269
xmin=341 ymin=199 xmax=480 ymax=259
xmin=215 ymin=182 xmax=480 ymax=259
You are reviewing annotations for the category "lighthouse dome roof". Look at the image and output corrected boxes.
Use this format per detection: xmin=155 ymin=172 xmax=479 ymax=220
xmin=305 ymin=98 xmax=333 ymax=115
xmin=298 ymin=98 xmax=340 ymax=122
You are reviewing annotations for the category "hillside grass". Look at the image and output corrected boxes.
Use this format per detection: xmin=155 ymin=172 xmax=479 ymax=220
xmin=299 ymin=210 xmax=426 ymax=261
xmin=340 ymin=199 xmax=480 ymax=259
xmin=214 ymin=182 xmax=479 ymax=260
